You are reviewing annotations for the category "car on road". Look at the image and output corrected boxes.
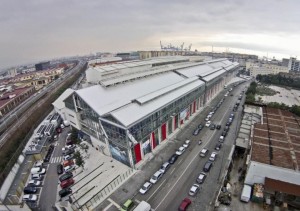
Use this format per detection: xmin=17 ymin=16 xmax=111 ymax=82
xmin=139 ymin=182 xmax=152 ymax=194
xmin=222 ymin=130 xmax=227 ymax=137
xmin=216 ymin=125 xmax=221 ymax=130
xmin=59 ymin=188 xmax=72 ymax=198
xmin=219 ymin=136 xmax=225 ymax=143
xmin=159 ymin=162 xmax=170 ymax=174
xmin=176 ymin=146 xmax=185 ymax=155
xmin=121 ymin=199 xmax=134 ymax=211
xmin=198 ymin=124 xmax=203 ymax=129
xmin=205 ymin=115 xmax=212 ymax=121
xmin=205 ymin=121 xmax=211 ymax=127
xmin=183 ymin=140 xmax=190 ymax=148
xmin=178 ymin=198 xmax=191 ymax=211
xmin=196 ymin=172 xmax=207 ymax=184
xmin=188 ymin=184 xmax=200 ymax=196
xmin=168 ymin=154 xmax=178 ymax=164
xmin=209 ymin=152 xmax=218 ymax=161
xmin=57 ymin=164 xmax=63 ymax=175
xmin=34 ymin=160 xmax=44 ymax=167
xmin=31 ymin=174 xmax=42 ymax=181
xmin=199 ymin=148 xmax=209 ymax=157
xmin=59 ymin=172 xmax=73 ymax=182
xmin=226 ymin=121 xmax=231 ymax=126
xmin=203 ymin=161 xmax=213 ymax=172
xmin=224 ymin=126 xmax=230 ymax=132
xmin=150 ymin=171 xmax=163 ymax=184
xmin=28 ymin=180 xmax=41 ymax=187
xmin=215 ymin=143 xmax=222 ymax=151
xmin=23 ymin=194 xmax=38 ymax=202
xmin=60 ymin=178 xmax=74 ymax=189
xmin=210 ymin=124 xmax=216 ymax=130
xmin=193 ymin=128 xmax=200 ymax=136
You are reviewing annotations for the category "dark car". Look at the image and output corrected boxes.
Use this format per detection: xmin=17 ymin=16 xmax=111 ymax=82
xmin=168 ymin=154 xmax=179 ymax=164
xmin=210 ymin=124 xmax=216 ymax=130
xmin=193 ymin=128 xmax=200 ymax=136
xmin=66 ymin=139 xmax=74 ymax=146
xmin=216 ymin=125 xmax=221 ymax=130
xmin=57 ymin=164 xmax=63 ymax=175
xmin=59 ymin=172 xmax=73 ymax=182
xmin=215 ymin=143 xmax=222 ymax=151
xmin=24 ymin=186 xmax=37 ymax=194
xmin=59 ymin=188 xmax=72 ymax=198
xmin=224 ymin=126 xmax=230 ymax=132
xmin=203 ymin=161 xmax=213 ymax=172
xmin=178 ymin=198 xmax=191 ymax=211
xmin=222 ymin=131 xmax=227 ymax=137
xmin=198 ymin=124 xmax=203 ymax=129
xmin=226 ymin=121 xmax=231 ymax=126
xmin=63 ymin=148 xmax=75 ymax=156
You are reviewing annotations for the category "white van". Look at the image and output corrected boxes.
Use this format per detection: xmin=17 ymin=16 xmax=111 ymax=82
xmin=31 ymin=174 xmax=42 ymax=181
xmin=240 ymin=184 xmax=252 ymax=202
xmin=133 ymin=201 xmax=151 ymax=211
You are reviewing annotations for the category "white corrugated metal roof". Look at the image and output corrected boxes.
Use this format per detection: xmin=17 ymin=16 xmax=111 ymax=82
xmin=52 ymin=88 xmax=74 ymax=109
xmin=202 ymin=69 xmax=226 ymax=82
xmin=175 ymin=64 xmax=214 ymax=78
xmin=111 ymin=79 xmax=205 ymax=127
xmin=76 ymin=72 xmax=184 ymax=116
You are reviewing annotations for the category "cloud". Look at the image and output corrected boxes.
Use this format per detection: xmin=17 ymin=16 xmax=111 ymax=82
xmin=1 ymin=0 xmax=300 ymax=69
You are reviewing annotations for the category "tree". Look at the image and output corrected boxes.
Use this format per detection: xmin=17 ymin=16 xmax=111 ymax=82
xmin=71 ymin=128 xmax=80 ymax=144
xmin=74 ymin=151 xmax=85 ymax=168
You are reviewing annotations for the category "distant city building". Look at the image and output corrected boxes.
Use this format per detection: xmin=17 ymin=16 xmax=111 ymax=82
xmin=35 ymin=61 xmax=50 ymax=71
xmin=287 ymin=57 xmax=300 ymax=72
xmin=246 ymin=62 xmax=289 ymax=77
xmin=116 ymin=52 xmax=139 ymax=60
xmin=138 ymin=50 xmax=192 ymax=60
xmin=282 ymin=58 xmax=289 ymax=67
xmin=7 ymin=68 xmax=17 ymax=78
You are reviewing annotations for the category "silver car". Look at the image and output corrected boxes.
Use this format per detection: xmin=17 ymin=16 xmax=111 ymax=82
xmin=189 ymin=184 xmax=200 ymax=196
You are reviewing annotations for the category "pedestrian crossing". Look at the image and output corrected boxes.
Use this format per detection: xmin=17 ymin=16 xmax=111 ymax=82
xmin=50 ymin=156 xmax=63 ymax=163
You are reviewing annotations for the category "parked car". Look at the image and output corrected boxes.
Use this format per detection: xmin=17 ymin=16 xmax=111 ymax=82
xmin=24 ymin=186 xmax=37 ymax=194
xmin=60 ymin=178 xmax=74 ymax=189
xmin=31 ymin=167 xmax=46 ymax=175
xmin=31 ymin=174 xmax=42 ymax=181
xmin=199 ymin=148 xmax=209 ymax=157
xmin=224 ymin=126 xmax=230 ymax=132
xmin=62 ymin=145 xmax=76 ymax=152
xmin=63 ymin=160 xmax=74 ymax=167
xmin=205 ymin=121 xmax=211 ymax=127
xmin=176 ymin=146 xmax=186 ymax=156
xmin=209 ymin=152 xmax=218 ymax=161
xmin=63 ymin=148 xmax=75 ymax=156
xmin=198 ymin=124 xmax=203 ymax=129
xmin=210 ymin=124 xmax=216 ymax=130
xmin=28 ymin=180 xmax=41 ymax=187
xmin=139 ymin=182 xmax=152 ymax=194
xmin=222 ymin=130 xmax=227 ymax=137
xmin=178 ymin=198 xmax=191 ymax=211
xmin=150 ymin=171 xmax=163 ymax=184
xmin=193 ymin=128 xmax=200 ymax=136
xmin=57 ymin=164 xmax=63 ymax=175
xmin=216 ymin=125 xmax=221 ymax=130
xmin=121 ymin=199 xmax=134 ymax=211
xmin=183 ymin=140 xmax=190 ymax=148
xmin=59 ymin=188 xmax=72 ymax=198
xmin=188 ymin=184 xmax=200 ymax=196
xmin=168 ymin=154 xmax=178 ymax=164
xmin=219 ymin=136 xmax=225 ymax=143
xmin=59 ymin=172 xmax=73 ymax=182
xmin=196 ymin=172 xmax=207 ymax=184
xmin=63 ymin=154 xmax=74 ymax=161
xmin=159 ymin=162 xmax=170 ymax=174
xmin=64 ymin=165 xmax=75 ymax=173
xmin=215 ymin=143 xmax=222 ymax=151
xmin=203 ymin=161 xmax=213 ymax=172
xmin=23 ymin=194 xmax=38 ymax=202
xmin=33 ymin=160 xmax=44 ymax=167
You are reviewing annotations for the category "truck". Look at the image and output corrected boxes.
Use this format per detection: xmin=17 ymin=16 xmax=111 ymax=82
xmin=240 ymin=184 xmax=252 ymax=202
xmin=133 ymin=201 xmax=151 ymax=211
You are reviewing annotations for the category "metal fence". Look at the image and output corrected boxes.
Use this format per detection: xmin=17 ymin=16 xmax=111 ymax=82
xmin=71 ymin=168 xmax=134 ymax=211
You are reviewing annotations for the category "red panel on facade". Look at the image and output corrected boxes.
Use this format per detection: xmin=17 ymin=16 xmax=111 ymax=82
xmin=180 ymin=119 xmax=184 ymax=125
xmin=193 ymin=101 xmax=196 ymax=113
xmin=134 ymin=144 xmax=142 ymax=163
xmin=174 ymin=117 xmax=178 ymax=129
xmin=161 ymin=123 xmax=167 ymax=141
xmin=151 ymin=132 xmax=156 ymax=149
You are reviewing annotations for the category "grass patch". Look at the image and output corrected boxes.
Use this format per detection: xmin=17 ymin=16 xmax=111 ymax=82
xmin=256 ymin=85 xmax=276 ymax=96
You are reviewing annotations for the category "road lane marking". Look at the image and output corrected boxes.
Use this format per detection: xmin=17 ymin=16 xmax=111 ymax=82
xmin=170 ymin=168 xmax=175 ymax=175
xmin=107 ymin=198 xmax=121 ymax=209
xmin=154 ymin=139 xmax=211 ymax=210
xmin=146 ymin=179 xmax=166 ymax=202
xmin=178 ymin=159 xmax=183 ymax=165
xmin=103 ymin=203 xmax=113 ymax=211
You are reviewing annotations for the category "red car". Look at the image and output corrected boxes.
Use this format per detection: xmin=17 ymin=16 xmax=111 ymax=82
xmin=178 ymin=198 xmax=191 ymax=211
xmin=60 ymin=178 xmax=74 ymax=189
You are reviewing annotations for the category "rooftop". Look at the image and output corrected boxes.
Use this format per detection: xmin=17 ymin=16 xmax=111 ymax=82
xmin=251 ymin=107 xmax=300 ymax=171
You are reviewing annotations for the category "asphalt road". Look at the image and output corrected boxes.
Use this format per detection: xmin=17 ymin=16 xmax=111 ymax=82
xmin=38 ymin=128 xmax=70 ymax=211
xmin=132 ymin=82 xmax=249 ymax=211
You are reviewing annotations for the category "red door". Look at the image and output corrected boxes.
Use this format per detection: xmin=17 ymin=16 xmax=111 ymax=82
xmin=193 ymin=101 xmax=196 ymax=113
xmin=161 ymin=123 xmax=166 ymax=141
xmin=134 ymin=144 xmax=142 ymax=164
xmin=151 ymin=132 xmax=156 ymax=149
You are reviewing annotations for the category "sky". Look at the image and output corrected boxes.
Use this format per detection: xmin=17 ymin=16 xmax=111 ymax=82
xmin=1 ymin=0 xmax=300 ymax=69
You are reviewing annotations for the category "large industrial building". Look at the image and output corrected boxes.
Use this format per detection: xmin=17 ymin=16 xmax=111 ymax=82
xmin=53 ymin=56 xmax=239 ymax=168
